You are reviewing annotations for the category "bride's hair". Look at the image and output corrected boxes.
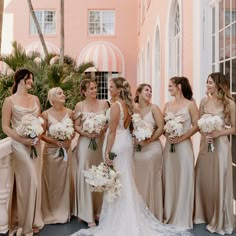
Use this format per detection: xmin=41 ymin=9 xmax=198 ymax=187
xmin=111 ymin=77 xmax=134 ymax=115
xmin=208 ymin=72 xmax=234 ymax=123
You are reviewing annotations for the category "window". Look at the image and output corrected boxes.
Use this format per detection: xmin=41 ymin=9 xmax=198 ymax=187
xmin=30 ymin=10 xmax=56 ymax=35
xmin=211 ymin=0 xmax=236 ymax=199
xmin=88 ymin=10 xmax=115 ymax=35
xmin=174 ymin=3 xmax=181 ymax=75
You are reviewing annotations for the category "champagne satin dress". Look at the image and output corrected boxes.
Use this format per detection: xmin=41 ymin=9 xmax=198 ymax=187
xmin=134 ymin=109 xmax=163 ymax=221
xmin=42 ymin=112 xmax=73 ymax=224
xmin=74 ymin=106 xmax=106 ymax=223
xmin=194 ymin=99 xmax=234 ymax=235
xmin=163 ymin=106 xmax=194 ymax=229
xmin=9 ymin=97 xmax=44 ymax=236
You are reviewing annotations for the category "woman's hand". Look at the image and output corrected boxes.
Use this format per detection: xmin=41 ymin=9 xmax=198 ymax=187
xmin=207 ymin=130 xmax=221 ymax=139
xmin=21 ymin=137 xmax=39 ymax=146
xmin=56 ymin=140 xmax=71 ymax=149
xmin=105 ymin=152 xmax=113 ymax=166
xmin=168 ymin=136 xmax=183 ymax=144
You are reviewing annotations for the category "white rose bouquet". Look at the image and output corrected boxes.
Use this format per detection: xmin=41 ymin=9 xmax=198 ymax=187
xmin=198 ymin=114 xmax=224 ymax=152
xmin=49 ymin=118 xmax=74 ymax=161
xmin=164 ymin=113 xmax=184 ymax=152
xmin=83 ymin=152 xmax=121 ymax=202
xmin=132 ymin=113 xmax=154 ymax=151
xmin=82 ymin=113 xmax=107 ymax=150
xmin=16 ymin=114 xmax=44 ymax=159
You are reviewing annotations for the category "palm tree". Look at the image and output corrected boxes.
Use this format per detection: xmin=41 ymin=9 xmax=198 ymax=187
xmin=59 ymin=0 xmax=64 ymax=65
xmin=27 ymin=0 xmax=49 ymax=57
xmin=0 ymin=0 xmax=4 ymax=53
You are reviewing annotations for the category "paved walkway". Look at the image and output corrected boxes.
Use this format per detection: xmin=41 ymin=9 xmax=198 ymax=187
xmin=35 ymin=217 xmax=235 ymax=236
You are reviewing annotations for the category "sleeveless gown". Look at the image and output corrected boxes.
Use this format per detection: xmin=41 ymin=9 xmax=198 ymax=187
xmin=163 ymin=106 xmax=194 ymax=229
xmin=71 ymin=101 xmax=192 ymax=236
xmin=41 ymin=112 xmax=73 ymax=224
xmin=9 ymin=99 xmax=44 ymax=236
xmin=74 ymin=107 xmax=105 ymax=223
xmin=134 ymin=108 xmax=163 ymax=221
xmin=194 ymin=99 xmax=234 ymax=235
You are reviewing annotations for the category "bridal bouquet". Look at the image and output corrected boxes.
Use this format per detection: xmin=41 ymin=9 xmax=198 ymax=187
xmin=132 ymin=113 xmax=154 ymax=151
xmin=198 ymin=114 xmax=223 ymax=152
xmin=164 ymin=113 xmax=184 ymax=152
xmin=82 ymin=113 xmax=107 ymax=150
xmin=16 ymin=114 xmax=44 ymax=159
xmin=49 ymin=118 xmax=74 ymax=161
xmin=83 ymin=152 xmax=121 ymax=202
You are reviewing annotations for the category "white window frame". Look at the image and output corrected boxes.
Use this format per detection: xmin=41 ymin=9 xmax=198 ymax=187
xmin=30 ymin=10 xmax=56 ymax=35
xmin=88 ymin=10 xmax=115 ymax=36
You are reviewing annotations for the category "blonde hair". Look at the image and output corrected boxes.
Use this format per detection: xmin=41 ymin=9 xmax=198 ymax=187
xmin=111 ymin=77 xmax=134 ymax=115
xmin=47 ymin=87 xmax=61 ymax=106
xmin=208 ymin=72 xmax=234 ymax=123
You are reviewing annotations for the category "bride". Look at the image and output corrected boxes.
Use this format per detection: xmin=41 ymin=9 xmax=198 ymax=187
xmin=71 ymin=77 xmax=192 ymax=236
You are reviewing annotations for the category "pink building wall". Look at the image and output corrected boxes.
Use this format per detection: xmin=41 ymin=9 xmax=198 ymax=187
xmin=5 ymin=0 xmax=138 ymax=94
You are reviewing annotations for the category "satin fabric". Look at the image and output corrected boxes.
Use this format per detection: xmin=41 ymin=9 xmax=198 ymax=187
xmin=9 ymin=100 xmax=44 ymax=236
xmin=134 ymin=109 xmax=164 ymax=221
xmin=41 ymin=113 xmax=73 ymax=224
xmin=194 ymin=100 xmax=234 ymax=235
xmin=71 ymin=101 xmax=192 ymax=236
xmin=163 ymin=106 xmax=195 ymax=229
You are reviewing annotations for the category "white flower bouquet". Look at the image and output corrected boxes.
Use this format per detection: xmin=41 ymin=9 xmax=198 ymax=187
xmin=83 ymin=152 xmax=121 ymax=202
xmin=82 ymin=113 xmax=107 ymax=150
xmin=49 ymin=118 xmax=74 ymax=161
xmin=164 ymin=113 xmax=184 ymax=152
xmin=132 ymin=113 xmax=154 ymax=151
xmin=16 ymin=114 xmax=44 ymax=158
xmin=198 ymin=114 xmax=224 ymax=152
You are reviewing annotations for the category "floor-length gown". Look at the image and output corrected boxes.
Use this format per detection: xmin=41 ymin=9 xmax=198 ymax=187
xmin=194 ymin=100 xmax=234 ymax=235
xmin=74 ymin=107 xmax=105 ymax=223
xmin=163 ymin=106 xmax=194 ymax=229
xmin=9 ymin=97 xmax=44 ymax=236
xmin=134 ymin=108 xmax=163 ymax=221
xmin=42 ymin=112 xmax=72 ymax=224
xmin=71 ymin=101 xmax=192 ymax=236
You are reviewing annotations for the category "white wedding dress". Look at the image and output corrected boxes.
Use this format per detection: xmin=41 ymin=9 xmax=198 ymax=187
xmin=71 ymin=101 xmax=192 ymax=236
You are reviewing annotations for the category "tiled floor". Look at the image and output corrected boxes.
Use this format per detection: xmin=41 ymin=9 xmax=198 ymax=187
xmin=32 ymin=217 xmax=235 ymax=236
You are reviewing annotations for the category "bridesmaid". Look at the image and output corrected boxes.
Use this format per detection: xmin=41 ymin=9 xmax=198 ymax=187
xmin=1 ymin=69 xmax=44 ymax=235
xmin=74 ymin=79 xmax=109 ymax=227
xmin=41 ymin=87 xmax=74 ymax=224
xmin=194 ymin=72 xmax=235 ymax=235
xmin=163 ymin=76 xmax=199 ymax=229
xmin=133 ymin=83 xmax=164 ymax=221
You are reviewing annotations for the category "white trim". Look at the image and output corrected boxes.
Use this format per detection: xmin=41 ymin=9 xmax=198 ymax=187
xmin=152 ymin=16 xmax=162 ymax=106
xmin=145 ymin=39 xmax=151 ymax=84
xmin=165 ymin=0 xmax=183 ymax=102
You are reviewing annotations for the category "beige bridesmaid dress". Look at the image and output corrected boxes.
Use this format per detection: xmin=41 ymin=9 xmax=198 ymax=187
xmin=74 ymin=108 xmax=105 ymax=223
xmin=194 ymin=102 xmax=234 ymax=235
xmin=163 ymin=106 xmax=194 ymax=229
xmin=9 ymin=98 xmax=44 ymax=236
xmin=134 ymin=108 xmax=163 ymax=221
xmin=41 ymin=112 xmax=73 ymax=224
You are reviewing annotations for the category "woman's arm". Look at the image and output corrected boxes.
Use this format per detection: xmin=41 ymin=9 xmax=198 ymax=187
xmin=170 ymin=100 xmax=200 ymax=144
xmin=208 ymin=99 xmax=236 ymax=138
xmin=139 ymin=104 xmax=164 ymax=146
xmin=105 ymin=103 xmax=120 ymax=165
xmin=2 ymin=97 xmax=34 ymax=146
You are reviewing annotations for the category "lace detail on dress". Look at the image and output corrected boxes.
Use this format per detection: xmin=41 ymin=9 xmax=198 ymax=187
xmin=71 ymin=101 xmax=193 ymax=236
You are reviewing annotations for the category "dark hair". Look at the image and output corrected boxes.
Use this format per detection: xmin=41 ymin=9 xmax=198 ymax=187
xmin=170 ymin=76 xmax=193 ymax=100
xmin=12 ymin=69 xmax=34 ymax=94
xmin=111 ymin=77 xmax=134 ymax=115
xmin=134 ymin=83 xmax=152 ymax=103
xmin=208 ymin=72 xmax=234 ymax=123
xmin=79 ymin=78 xmax=96 ymax=98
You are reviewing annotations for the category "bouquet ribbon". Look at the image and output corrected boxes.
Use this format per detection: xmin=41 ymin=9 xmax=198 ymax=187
xmin=55 ymin=147 xmax=68 ymax=161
